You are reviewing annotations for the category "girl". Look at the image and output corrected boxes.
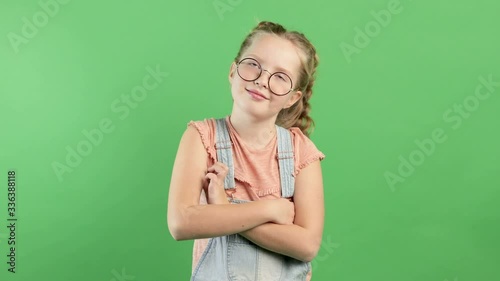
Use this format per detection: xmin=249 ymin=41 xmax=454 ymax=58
xmin=167 ymin=21 xmax=325 ymax=281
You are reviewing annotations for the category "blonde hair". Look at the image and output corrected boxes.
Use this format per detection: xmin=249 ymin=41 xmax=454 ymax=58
xmin=234 ymin=21 xmax=319 ymax=136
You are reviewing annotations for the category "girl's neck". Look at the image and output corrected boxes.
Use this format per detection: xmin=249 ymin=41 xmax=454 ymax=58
xmin=228 ymin=112 xmax=277 ymax=150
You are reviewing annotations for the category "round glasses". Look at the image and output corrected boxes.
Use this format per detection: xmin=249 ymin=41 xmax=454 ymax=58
xmin=236 ymin=58 xmax=294 ymax=96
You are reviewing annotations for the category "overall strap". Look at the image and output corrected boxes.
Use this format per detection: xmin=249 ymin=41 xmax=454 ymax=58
xmin=215 ymin=117 xmax=295 ymax=198
xmin=215 ymin=118 xmax=236 ymax=189
xmin=276 ymin=126 xmax=295 ymax=198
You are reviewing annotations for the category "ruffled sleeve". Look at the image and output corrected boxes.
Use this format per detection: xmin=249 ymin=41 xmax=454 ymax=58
xmin=289 ymin=127 xmax=325 ymax=176
xmin=187 ymin=119 xmax=217 ymax=163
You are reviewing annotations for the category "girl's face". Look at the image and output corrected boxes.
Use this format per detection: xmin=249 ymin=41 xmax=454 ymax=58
xmin=229 ymin=33 xmax=303 ymax=120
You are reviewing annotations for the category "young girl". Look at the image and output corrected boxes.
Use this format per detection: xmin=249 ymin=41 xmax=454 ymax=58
xmin=167 ymin=21 xmax=325 ymax=281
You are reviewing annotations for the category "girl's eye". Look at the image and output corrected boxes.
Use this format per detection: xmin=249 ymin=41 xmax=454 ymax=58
xmin=277 ymin=74 xmax=286 ymax=81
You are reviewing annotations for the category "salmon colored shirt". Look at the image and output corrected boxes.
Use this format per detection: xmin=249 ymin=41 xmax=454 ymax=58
xmin=188 ymin=116 xmax=325 ymax=280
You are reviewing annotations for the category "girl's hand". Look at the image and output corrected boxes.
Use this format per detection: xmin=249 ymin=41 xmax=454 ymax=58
xmin=269 ymin=198 xmax=295 ymax=225
xmin=204 ymin=162 xmax=230 ymax=205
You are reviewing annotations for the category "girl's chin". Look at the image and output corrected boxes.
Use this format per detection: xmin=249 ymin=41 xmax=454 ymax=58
xmin=233 ymin=103 xmax=281 ymax=120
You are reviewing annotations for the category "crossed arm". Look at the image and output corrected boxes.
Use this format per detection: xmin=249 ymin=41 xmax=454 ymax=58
xmin=238 ymin=159 xmax=324 ymax=262
xmin=167 ymin=126 xmax=324 ymax=262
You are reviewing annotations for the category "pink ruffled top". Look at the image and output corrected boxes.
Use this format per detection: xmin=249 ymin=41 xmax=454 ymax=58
xmin=188 ymin=116 xmax=325 ymax=280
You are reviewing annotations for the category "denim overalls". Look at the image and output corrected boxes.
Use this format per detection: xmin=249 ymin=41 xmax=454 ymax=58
xmin=191 ymin=118 xmax=311 ymax=281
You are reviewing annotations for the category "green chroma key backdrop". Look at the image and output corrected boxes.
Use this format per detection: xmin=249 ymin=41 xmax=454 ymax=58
xmin=1 ymin=0 xmax=499 ymax=280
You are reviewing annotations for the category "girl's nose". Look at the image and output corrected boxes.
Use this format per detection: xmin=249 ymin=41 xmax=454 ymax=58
xmin=254 ymin=78 xmax=268 ymax=89
xmin=254 ymin=70 xmax=271 ymax=89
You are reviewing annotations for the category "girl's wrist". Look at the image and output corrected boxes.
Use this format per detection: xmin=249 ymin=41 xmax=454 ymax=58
xmin=257 ymin=200 xmax=276 ymax=223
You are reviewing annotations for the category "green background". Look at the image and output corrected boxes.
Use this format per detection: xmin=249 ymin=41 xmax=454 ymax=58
xmin=1 ymin=0 xmax=499 ymax=280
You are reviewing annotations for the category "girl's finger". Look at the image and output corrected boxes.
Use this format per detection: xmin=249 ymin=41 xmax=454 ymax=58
xmin=207 ymin=162 xmax=228 ymax=175
xmin=205 ymin=173 xmax=218 ymax=182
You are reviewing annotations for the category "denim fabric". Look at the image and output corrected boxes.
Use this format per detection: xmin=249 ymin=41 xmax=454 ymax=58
xmin=190 ymin=118 xmax=310 ymax=281
xmin=191 ymin=227 xmax=310 ymax=281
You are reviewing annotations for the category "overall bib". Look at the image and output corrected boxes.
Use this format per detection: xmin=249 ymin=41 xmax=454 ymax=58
xmin=191 ymin=118 xmax=311 ymax=281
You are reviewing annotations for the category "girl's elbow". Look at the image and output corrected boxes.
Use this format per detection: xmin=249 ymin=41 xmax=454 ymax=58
xmin=167 ymin=211 xmax=191 ymax=241
xmin=168 ymin=222 xmax=188 ymax=241
xmin=300 ymin=248 xmax=317 ymax=263
xmin=303 ymin=236 xmax=322 ymax=262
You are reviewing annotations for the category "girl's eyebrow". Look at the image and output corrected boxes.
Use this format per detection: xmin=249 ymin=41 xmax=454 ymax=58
xmin=247 ymin=54 xmax=294 ymax=77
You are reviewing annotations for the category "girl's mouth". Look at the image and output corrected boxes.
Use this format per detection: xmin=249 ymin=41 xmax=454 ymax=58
xmin=247 ymin=89 xmax=267 ymax=100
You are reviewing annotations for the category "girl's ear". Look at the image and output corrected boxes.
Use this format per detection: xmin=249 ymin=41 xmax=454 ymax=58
xmin=228 ymin=62 xmax=236 ymax=83
xmin=284 ymin=90 xmax=303 ymax=109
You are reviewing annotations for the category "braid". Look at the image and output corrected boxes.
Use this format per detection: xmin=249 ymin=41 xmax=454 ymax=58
xmin=276 ymin=42 xmax=319 ymax=137
xmin=293 ymin=52 xmax=319 ymax=136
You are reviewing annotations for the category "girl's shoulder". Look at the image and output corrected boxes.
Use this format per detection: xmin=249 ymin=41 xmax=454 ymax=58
xmin=186 ymin=117 xmax=218 ymax=162
xmin=187 ymin=117 xmax=218 ymax=140
xmin=286 ymin=126 xmax=326 ymax=176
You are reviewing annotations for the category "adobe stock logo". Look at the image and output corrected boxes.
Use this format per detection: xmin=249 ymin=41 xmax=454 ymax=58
xmin=109 ymin=268 xmax=135 ymax=281
xmin=51 ymin=65 xmax=169 ymax=182
xmin=7 ymin=0 xmax=71 ymax=54
xmin=384 ymin=75 xmax=499 ymax=191
xmin=213 ymin=0 xmax=244 ymax=21
xmin=340 ymin=0 xmax=405 ymax=63
xmin=311 ymin=235 xmax=341 ymax=271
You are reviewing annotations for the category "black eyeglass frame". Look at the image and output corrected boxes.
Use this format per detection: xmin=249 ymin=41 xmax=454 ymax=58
xmin=236 ymin=57 xmax=297 ymax=96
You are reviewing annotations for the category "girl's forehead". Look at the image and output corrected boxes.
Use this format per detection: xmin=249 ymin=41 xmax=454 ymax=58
xmin=242 ymin=34 xmax=302 ymax=77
